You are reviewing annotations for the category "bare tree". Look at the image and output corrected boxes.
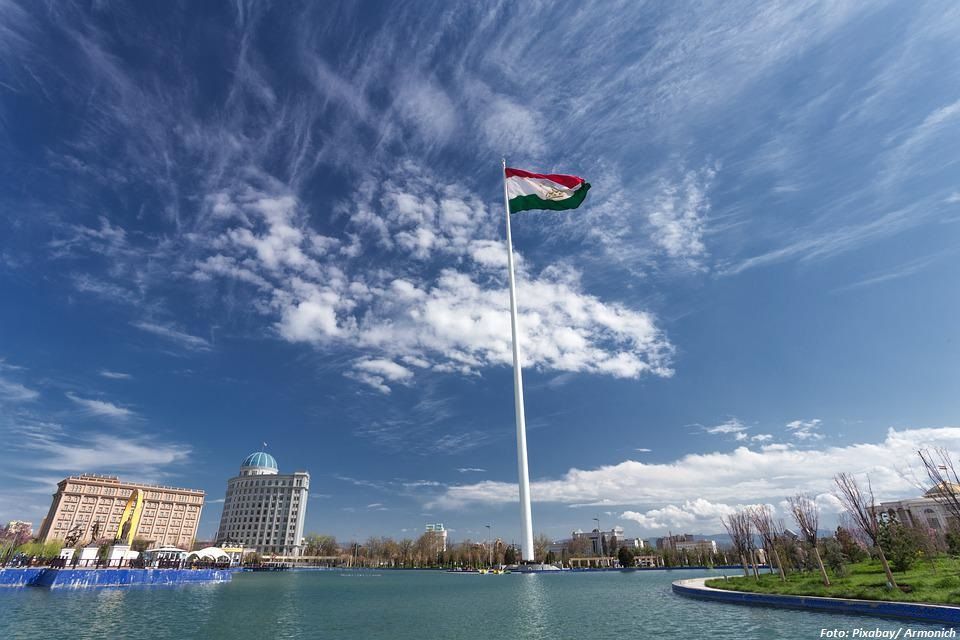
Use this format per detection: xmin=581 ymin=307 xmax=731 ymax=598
xmin=834 ymin=472 xmax=897 ymax=589
xmin=722 ymin=510 xmax=753 ymax=578
xmin=788 ymin=493 xmax=830 ymax=586
xmin=918 ymin=448 xmax=960 ymax=527
xmin=749 ymin=505 xmax=786 ymax=582
xmin=534 ymin=533 xmax=551 ymax=563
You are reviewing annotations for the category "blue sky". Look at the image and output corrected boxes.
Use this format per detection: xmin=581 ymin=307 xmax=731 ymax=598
xmin=1 ymin=1 xmax=959 ymax=544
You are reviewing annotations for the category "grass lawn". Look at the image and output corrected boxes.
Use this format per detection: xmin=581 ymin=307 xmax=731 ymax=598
xmin=705 ymin=558 xmax=960 ymax=605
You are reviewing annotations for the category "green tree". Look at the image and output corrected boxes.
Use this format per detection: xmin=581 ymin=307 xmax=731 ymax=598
xmin=503 ymin=546 xmax=517 ymax=565
xmin=130 ymin=538 xmax=151 ymax=552
xmin=618 ymin=546 xmax=635 ymax=568
xmin=878 ymin=522 xmax=924 ymax=572
xmin=819 ymin=538 xmax=850 ymax=578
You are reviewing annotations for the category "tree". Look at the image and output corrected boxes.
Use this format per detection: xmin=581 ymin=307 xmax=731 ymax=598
xmin=722 ymin=510 xmax=754 ymax=578
xmin=243 ymin=551 xmax=262 ymax=565
xmin=567 ymin=535 xmax=592 ymax=557
xmin=303 ymin=534 xmax=339 ymax=557
xmin=130 ymin=538 xmax=151 ymax=553
xmin=835 ymin=525 xmax=867 ymax=563
xmin=788 ymin=493 xmax=830 ymax=586
xmin=617 ymin=545 xmax=634 ymax=568
xmin=503 ymin=545 xmax=517 ymax=565
xmin=748 ymin=505 xmax=786 ymax=582
xmin=533 ymin=534 xmax=551 ymax=563
xmin=0 ymin=522 xmax=33 ymax=561
xmin=918 ymin=448 xmax=960 ymax=526
xmin=398 ymin=538 xmax=414 ymax=567
xmin=878 ymin=522 xmax=925 ymax=573
xmin=834 ymin=472 xmax=897 ymax=589
xmin=819 ymin=537 xmax=850 ymax=577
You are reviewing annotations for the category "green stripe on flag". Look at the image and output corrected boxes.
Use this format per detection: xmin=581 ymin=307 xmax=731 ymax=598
xmin=509 ymin=183 xmax=591 ymax=214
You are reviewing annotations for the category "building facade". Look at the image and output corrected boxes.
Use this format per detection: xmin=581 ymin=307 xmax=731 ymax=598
xmin=655 ymin=533 xmax=717 ymax=555
xmin=548 ymin=526 xmax=642 ymax=557
xmin=425 ymin=523 xmax=447 ymax=553
xmin=37 ymin=474 xmax=204 ymax=549
xmin=876 ymin=485 xmax=958 ymax=532
xmin=215 ymin=452 xmax=310 ymax=556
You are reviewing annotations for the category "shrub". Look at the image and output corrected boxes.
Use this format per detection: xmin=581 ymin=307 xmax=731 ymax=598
xmin=945 ymin=529 xmax=960 ymax=557
xmin=835 ymin=526 xmax=867 ymax=563
xmin=820 ymin=538 xmax=849 ymax=578
xmin=878 ymin=522 xmax=924 ymax=572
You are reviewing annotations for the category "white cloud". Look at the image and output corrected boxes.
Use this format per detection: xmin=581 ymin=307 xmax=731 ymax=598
xmin=0 ymin=376 xmax=39 ymax=402
xmin=428 ymin=426 xmax=959 ymax=511
xmin=99 ymin=370 xmax=132 ymax=380
xmin=621 ymin=498 xmax=759 ymax=533
xmin=635 ymin=448 xmax=652 ymax=453
xmin=66 ymin=392 xmax=135 ymax=420
xmin=347 ymin=358 xmax=414 ymax=394
xmin=192 ymin=164 xmax=673 ymax=392
xmin=133 ymin=321 xmax=212 ymax=351
xmin=705 ymin=418 xmax=746 ymax=435
xmin=786 ymin=418 xmax=823 ymax=441
xmin=457 ymin=467 xmax=486 ymax=473
xmin=12 ymin=422 xmax=189 ymax=475
xmin=647 ymin=166 xmax=716 ymax=267
xmin=392 ymin=78 xmax=457 ymax=143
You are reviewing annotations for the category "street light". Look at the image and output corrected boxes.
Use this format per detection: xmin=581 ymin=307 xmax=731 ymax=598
xmin=486 ymin=524 xmax=492 ymax=568
xmin=593 ymin=517 xmax=601 ymax=558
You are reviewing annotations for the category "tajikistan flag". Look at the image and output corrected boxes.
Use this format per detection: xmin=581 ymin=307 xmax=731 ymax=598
xmin=505 ymin=167 xmax=591 ymax=214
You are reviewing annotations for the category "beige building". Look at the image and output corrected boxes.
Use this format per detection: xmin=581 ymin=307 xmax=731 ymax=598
xmin=215 ymin=452 xmax=309 ymax=556
xmin=876 ymin=485 xmax=959 ymax=532
xmin=37 ymin=474 xmax=204 ymax=549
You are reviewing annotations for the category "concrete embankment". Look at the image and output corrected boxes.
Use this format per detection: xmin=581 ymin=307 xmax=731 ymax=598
xmin=0 ymin=567 xmax=231 ymax=589
xmin=673 ymin=577 xmax=960 ymax=625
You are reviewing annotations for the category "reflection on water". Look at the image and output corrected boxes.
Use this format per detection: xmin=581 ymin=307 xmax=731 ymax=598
xmin=515 ymin=574 xmax=548 ymax=639
xmin=0 ymin=569 xmax=949 ymax=640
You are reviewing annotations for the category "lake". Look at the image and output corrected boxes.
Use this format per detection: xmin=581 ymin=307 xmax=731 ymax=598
xmin=0 ymin=568 xmax=949 ymax=639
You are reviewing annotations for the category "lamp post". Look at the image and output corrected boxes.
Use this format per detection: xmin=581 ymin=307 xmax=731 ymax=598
xmin=593 ymin=517 xmax=601 ymax=558
xmin=486 ymin=524 xmax=492 ymax=568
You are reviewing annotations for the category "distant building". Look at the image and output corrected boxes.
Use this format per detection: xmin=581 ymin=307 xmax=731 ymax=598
xmin=656 ymin=533 xmax=717 ymax=555
xmin=37 ymin=474 xmax=204 ymax=549
xmin=572 ymin=526 xmax=633 ymax=555
xmin=425 ymin=523 xmax=447 ymax=553
xmin=633 ymin=555 xmax=664 ymax=568
xmin=549 ymin=525 xmax=642 ymax=557
xmin=876 ymin=484 xmax=959 ymax=532
xmin=215 ymin=451 xmax=310 ymax=556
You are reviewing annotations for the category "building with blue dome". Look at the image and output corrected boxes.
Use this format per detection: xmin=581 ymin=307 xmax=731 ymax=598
xmin=215 ymin=450 xmax=310 ymax=556
xmin=240 ymin=451 xmax=279 ymax=475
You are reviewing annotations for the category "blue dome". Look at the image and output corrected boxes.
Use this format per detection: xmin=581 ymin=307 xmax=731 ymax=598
xmin=241 ymin=451 xmax=278 ymax=469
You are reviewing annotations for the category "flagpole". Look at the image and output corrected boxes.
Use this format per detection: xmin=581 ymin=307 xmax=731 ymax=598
xmin=502 ymin=158 xmax=535 ymax=563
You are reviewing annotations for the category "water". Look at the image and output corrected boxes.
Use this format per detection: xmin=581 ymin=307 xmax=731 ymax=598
xmin=0 ymin=569 xmax=950 ymax=639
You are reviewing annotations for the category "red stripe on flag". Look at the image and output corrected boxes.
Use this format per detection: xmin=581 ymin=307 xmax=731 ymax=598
xmin=505 ymin=167 xmax=584 ymax=189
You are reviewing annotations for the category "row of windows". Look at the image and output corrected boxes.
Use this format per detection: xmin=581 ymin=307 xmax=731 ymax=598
xmin=63 ymin=486 xmax=203 ymax=503
xmin=230 ymin=477 xmax=306 ymax=489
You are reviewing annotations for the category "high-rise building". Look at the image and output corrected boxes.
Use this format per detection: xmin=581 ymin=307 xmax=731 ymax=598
xmin=215 ymin=451 xmax=309 ymax=556
xmin=425 ymin=523 xmax=447 ymax=553
xmin=37 ymin=474 xmax=204 ymax=549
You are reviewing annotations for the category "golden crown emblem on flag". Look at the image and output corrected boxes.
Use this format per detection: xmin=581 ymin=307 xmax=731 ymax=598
xmin=543 ymin=186 xmax=568 ymax=200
